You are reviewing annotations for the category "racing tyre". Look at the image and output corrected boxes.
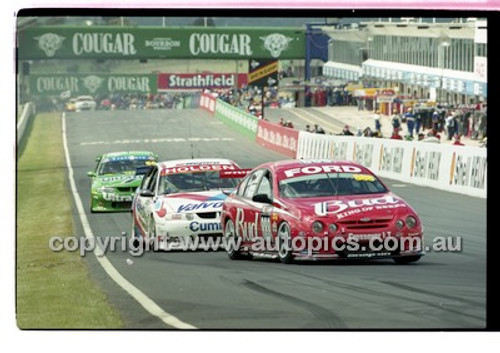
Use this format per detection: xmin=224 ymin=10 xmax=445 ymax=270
xmin=224 ymin=219 xmax=243 ymax=260
xmin=277 ymin=222 xmax=294 ymax=264
xmin=130 ymin=214 xmax=141 ymax=249
xmin=393 ymin=255 xmax=421 ymax=264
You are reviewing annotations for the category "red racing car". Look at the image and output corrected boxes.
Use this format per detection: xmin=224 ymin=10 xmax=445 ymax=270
xmin=221 ymin=159 xmax=424 ymax=264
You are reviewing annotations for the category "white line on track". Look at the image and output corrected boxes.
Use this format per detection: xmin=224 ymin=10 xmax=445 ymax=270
xmin=61 ymin=113 xmax=196 ymax=329
xmin=16 ymin=104 xmax=30 ymax=130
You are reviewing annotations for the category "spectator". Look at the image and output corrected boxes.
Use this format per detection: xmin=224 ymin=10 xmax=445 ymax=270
xmin=453 ymin=133 xmax=465 ymax=146
xmin=404 ymin=108 xmax=415 ymax=138
xmin=431 ymin=109 xmax=440 ymax=131
xmin=373 ymin=110 xmax=382 ymax=135
xmin=340 ymin=125 xmax=354 ymax=136
xmin=285 ymin=120 xmax=294 ymax=129
xmin=314 ymin=124 xmax=325 ymax=134
xmin=415 ymin=109 xmax=422 ymax=134
xmin=278 ymin=117 xmax=285 ymax=126
xmin=356 ymin=127 xmax=363 ymax=137
xmin=305 ymin=124 xmax=313 ymax=133
xmin=445 ymin=111 xmax=456 ymax=140
xmin=391 ymin=112 xmax=401 ymax=132
xmin=390 ymin=128 xmax=403 ymax=140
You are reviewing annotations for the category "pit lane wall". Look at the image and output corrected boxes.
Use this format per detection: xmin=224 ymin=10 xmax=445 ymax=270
xmin=297 ymin=133 xmax=487 ymax=198
xmin=198 ymin=94 xmax=486 ymax=198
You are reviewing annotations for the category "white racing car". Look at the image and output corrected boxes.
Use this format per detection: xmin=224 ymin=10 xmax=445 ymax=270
xmin=131 ymin=158 xmax=247 ymax=250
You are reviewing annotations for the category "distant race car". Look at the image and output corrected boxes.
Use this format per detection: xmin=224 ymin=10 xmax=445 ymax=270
xmin=87 ymin=151 xmax=158 ymax=212
xmin=221 ymin=159 xmax=424 ymax=264
xmin=131 ymin=158 xmax=245 ymax=250
xmin=65 ymin=98 xmax=77 ymax=112
xmin=74 ymin=95 xmax=97 ymax=111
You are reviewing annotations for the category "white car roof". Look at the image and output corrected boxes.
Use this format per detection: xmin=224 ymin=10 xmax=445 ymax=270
xmin=157 ymin=158 xmax=237 ymax=169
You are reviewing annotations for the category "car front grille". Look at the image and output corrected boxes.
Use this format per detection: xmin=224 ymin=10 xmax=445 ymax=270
xmin=116 ymin=187 xmax=135 ymax=193
xmin=196 ymin=212 xmax=219 ymax=219
xmin=111 ymin=202 xmax=132 ymax=209
xmin=338 ymin=218 xmax=392 ymax=230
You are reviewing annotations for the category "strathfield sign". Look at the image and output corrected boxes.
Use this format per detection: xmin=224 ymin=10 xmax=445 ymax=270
xmin=18 ymin=26 xmax=305 ymax=60
xmin=157 ymin=73 xmax=247 ymax=90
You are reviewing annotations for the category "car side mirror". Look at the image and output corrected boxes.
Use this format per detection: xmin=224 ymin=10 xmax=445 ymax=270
xmin=252 ymin=194 xmax=272 ymax=204
xmin=140 ymin=190 xmax=155 ymax=198
xmin=87 ymin=171 xmax=96 ymax=177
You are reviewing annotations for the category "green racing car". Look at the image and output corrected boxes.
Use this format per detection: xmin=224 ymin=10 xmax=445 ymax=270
xmin=87 ymin=151 xmax=158 ymax=212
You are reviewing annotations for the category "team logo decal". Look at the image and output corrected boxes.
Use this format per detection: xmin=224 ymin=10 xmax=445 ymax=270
xmin=35 ymin=33 xmax=65 ymax=57
xmin=260 ymin=33 xmax=293 ymax=58
xmin=82 ymin=75 xmax=104 ymax=93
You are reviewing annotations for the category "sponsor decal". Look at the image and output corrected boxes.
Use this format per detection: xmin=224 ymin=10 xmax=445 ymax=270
xmin=235 ymin=208 xmax=260 ymax=240
xmin=314 ymin=195 xmax=402 ymax=216
xmin=189 ymin=221 xmax=222 ymax=232
xmin=380 ymin=146 xmax=404 ymax=174
xmin=83 ymin=75 xmax=104 ymax=93
xmin=155 ymin=200 xmax=167 ymax=218
xmin=177 ymin=201 xmax=224 ymax=213
xmin=72 ymin=32 xmax=137 ymax=56
xmin=35 ymin=33 xmax=65 ymax=57
xmin=329 ymin=141 xmax=349 ymax=160
xmin=161 ymin=164 xmax=236 ymax=175
xmin=256 ymin=120 xmax=298 ymax=158
xmin=352 ymin=174 xmax=376 ymax=182
xmin=99 ymin=175 xmax=142 ymax=183
xmin=260 ymin=33 xmax=294 ymax=58
xmin=353 ymin=143 xmax=374 ymax=168
xmin=189 ymin=33 xmax=253 ymax=56
xmin=451 ymin=154 xmax=487 ymax=189
xmin=411 ymin=150 xmax=441 ymax=181
xmin=144 ymin=37 xmax=181 ymax=51
xmin=283 ymin=164 xmax=362 ymax=178
xmin=102 ymin=193 xmax=133 ymax=202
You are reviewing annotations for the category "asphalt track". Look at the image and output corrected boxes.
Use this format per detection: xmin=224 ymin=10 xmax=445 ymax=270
xmin=65 ymin=108 xmax=486 ymax=329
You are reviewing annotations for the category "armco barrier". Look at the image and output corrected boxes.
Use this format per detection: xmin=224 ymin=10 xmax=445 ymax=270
xmin=297 ymin=132 xmax=487 ymax=198
xmin=214 ymin=99 xmax=258 ymax=140
xmin=17 ymin=102 xmax=36 ymax=157
xmin=256 ymin=119 xmax=299 ymax=158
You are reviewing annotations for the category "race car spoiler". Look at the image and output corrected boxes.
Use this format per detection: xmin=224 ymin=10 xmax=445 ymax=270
xmin=219 ymin=169 xmax=252 ymax=178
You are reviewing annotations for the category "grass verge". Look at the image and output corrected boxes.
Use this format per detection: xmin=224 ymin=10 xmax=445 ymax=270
xmin=16 ymin=112 xmax=123 ymax=328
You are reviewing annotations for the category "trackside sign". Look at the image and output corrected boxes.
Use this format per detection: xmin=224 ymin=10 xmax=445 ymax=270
xmin=158 ymin=73 xmax=247 ymax=90
xmin=29 ymin=74 xmax=158 ymax=95
xmin=18 ymin=26 xmax=305 ymax=60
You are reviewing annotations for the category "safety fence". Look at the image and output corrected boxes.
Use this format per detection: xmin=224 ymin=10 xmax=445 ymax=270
xmin=199 ymin=93 xmax=487 ymax=198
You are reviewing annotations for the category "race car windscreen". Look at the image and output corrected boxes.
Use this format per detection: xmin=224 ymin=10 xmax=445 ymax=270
xmin=98 ymin=159 xmax=155 ymax=175
xmin=278 ymin=172 xmax=388 ymax=198
xmin=159 ymin=171 xmax=239 ymax=194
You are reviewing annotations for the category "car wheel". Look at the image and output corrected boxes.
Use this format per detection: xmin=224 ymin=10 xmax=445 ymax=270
xmin=393 ymin=255 xmax=421 ymax=264
xmin=277 ymin=222 xmax=294 ymax=264
xmin=224 ymin=219 xmax=243 ymax=260
xmin=90 ymin=196 xmax=96 ymax=213
xmin=146 ymin=214 xmax=158 ymax=250
xmin=130 ymin=213 xmax=141 ymax=248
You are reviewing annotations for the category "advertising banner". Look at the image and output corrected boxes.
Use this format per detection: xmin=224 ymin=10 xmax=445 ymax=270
xmin=199 ymin=92 xmax=217 ymax=115
xmin=18 ymin=26 xmax=305 ymax=60
xmin=296 ymin=133 xmax=487 ymax=198
xmin=158 ymin=73 xmax=247 ymax=90
xmin=29 ymin=74 xmax=157 ymax=96
xmin=248 ymin=59 xmax=279 ymax=88
xmin=256 ymin=120 xmax=299 ymax=158
xmin=214 ymin=99 xmax=258 ymax=140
